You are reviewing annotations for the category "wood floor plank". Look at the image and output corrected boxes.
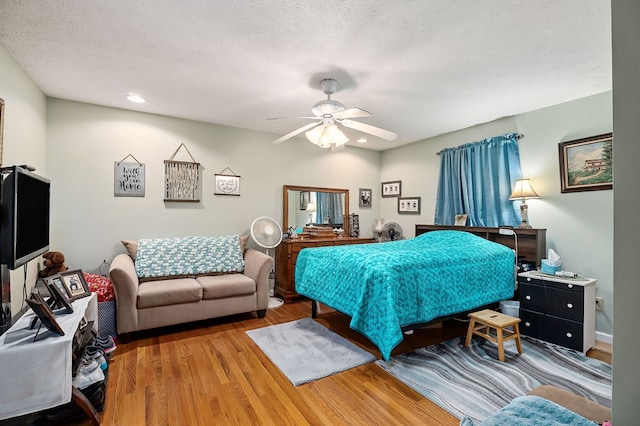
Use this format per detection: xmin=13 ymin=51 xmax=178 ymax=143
xmin=56 ymin=299 xmax=610 ymax=425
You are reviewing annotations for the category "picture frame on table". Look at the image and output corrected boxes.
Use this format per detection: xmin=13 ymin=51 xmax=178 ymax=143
xmin=45 ymin=275 xmax=74 ymax=314
xmin=60 ymin=269 xmax=91 ymax=301
xmin=359 ymin=188 xmax=372 ymax=208
xmin=558 ymin=133 xmax=613 ymax=193
xmin=398 ymin=196 xmax=421 ymax=214
xmin=25 ymin=294 xmax=65 ymax=336
xmin=454 ymin=214 xmax=468 ymax=226
xmin=381 ymin=180 xmax=402 ymax=198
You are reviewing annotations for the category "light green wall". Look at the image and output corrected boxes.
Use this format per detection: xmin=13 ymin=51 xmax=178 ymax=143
xmin=380 ymin=92 xmax=613 ymax=336
xmin=45 ymin=99 xmax=382 ymax=271
xmin=612 ymin=0 xmax=640 ymax=422
xmin=0 ymin=44 xmax=48 ymax=317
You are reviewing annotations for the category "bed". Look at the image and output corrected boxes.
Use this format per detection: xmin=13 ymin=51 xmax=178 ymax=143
xmin=294 ymin=230 xmax=515 ymax=360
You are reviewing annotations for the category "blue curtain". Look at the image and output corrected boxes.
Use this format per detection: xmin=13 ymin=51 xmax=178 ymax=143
xmin=434 ymin=133 xmax=522 ymax=227
xmin=316 ymin=192 xmax=343 ymax=225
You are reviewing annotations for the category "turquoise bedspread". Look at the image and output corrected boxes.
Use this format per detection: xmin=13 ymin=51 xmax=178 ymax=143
xmin=295 ymin=230 xmax=515 ymax=360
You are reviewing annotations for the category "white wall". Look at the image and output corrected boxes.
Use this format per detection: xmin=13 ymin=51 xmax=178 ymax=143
xmin=45 ymin=99 xmax=381 ymax=272
xmin=0 ymin=45 xmax=48 ymax=318
xmin=380 ymin=92 xmax=613 ymax=336
xmin=612 ymin=0 xmax=640 ymax=422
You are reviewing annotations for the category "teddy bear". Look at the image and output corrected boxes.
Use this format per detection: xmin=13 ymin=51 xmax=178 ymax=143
xmin=39 ymin=251 xmax=69 ymax=277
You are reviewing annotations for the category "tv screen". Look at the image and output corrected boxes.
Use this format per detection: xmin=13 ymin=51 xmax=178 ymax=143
xmin=1 ymin=166 xmax=51 ymax=270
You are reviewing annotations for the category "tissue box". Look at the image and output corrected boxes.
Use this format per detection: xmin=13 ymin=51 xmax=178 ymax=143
xmin=541 ymin=259 xmax=561 ymax=275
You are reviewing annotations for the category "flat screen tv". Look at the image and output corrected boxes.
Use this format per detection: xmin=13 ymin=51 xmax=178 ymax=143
xmin=1 ymin=165 xmax=51 ymax=270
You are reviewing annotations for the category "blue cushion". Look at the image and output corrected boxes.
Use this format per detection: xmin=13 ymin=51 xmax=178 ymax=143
xmin=135 ymin=235 xmax=244 ymax=279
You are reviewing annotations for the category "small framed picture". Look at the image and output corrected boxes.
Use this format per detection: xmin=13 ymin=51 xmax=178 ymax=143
xmin=558 ymin=133 xmax=613 ymax=193
xmin=359 ymin=188 xmax=372 ymax=208
xmin=300 ymin=191 xmax=310 ymax=210
xmin=214 ymin=173 xmax=241 ymax=196
xmin=381 ymin=180 xmax=402 ymax=198
xmin=26 ymin=295 xmax=65 ymax=336
xmin=60 ymin=269 xmax=91 ymax=301
xmin=45 ymin=275 xmax=74 ymax=314
xmin=454 ymin=214 xmax=468 ymax=226
xmin=398 ymin=197 xmax=421 ymax=214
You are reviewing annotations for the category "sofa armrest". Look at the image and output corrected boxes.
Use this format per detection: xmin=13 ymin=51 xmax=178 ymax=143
xmin=109 ymin=253 xmax=140 ymax=334
xmin=243 ymin=248 xmax=272 ymax=310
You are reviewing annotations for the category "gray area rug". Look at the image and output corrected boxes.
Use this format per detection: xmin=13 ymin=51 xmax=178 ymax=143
xmin=376 ymin=336 xmax=611 ymax=423
xmin=246 ymin=318 xmax=376 ymax=386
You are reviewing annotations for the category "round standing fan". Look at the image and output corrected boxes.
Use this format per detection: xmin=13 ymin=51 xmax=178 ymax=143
xmin=250 ymin=217 xmax=284 ymax=308
xmin=381 ymin=222 xmax=404 ymax=242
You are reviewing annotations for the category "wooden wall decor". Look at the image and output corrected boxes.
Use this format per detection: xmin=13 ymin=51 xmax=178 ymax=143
xmin=164 ymin=143 xmax=200 ymax=202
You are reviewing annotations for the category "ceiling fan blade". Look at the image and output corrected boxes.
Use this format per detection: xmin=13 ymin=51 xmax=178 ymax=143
xmin=340 ymin=119 xmax=397 ymax=141
xmin=272 ymin=121 xmax=321 ymax=144
xmin=268 ymin=116 xmax=318 ymax=120
xmin=333 ymin=108 xmax=371 ymax=119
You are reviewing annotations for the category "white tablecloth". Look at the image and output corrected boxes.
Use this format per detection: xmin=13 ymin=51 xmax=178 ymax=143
xmin=0 ymin=293 xmax=97 ymax=420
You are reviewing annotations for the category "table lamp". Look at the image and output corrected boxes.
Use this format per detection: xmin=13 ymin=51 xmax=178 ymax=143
xmin=306 ymin=202 xmax=316 ymax=225
xmin=509 ymin=178 xmax=539 ymax=229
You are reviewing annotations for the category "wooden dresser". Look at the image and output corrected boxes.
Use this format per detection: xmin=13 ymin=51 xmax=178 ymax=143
xmin=275 ymin=237 xmax=375 ymax=302
xmin=415 ymin=224 xmax=546 ymax=267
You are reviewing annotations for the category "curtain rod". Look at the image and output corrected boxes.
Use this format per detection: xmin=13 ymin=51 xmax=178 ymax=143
xmin=435 ymin=133 xmax=524 ymax=156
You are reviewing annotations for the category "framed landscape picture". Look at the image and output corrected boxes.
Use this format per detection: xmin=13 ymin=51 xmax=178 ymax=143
xmin=558 ymin=133 xmax=612 ymax=193
xmin=382 ymin=180 xmax=402 ymax=198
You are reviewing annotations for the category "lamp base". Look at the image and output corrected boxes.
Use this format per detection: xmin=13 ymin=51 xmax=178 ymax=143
xmin=516 ymin=222 xmax=533 ymax=229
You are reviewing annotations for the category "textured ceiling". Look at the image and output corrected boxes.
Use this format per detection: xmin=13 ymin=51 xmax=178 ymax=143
xmin=0 ymin=1 xmax=611 ymax=151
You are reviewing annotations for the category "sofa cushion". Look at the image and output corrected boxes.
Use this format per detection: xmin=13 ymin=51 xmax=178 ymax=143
xmin=197 ymin=273 xmax=256 ymax=300
xmin=137 ymin=278 xmax=203 ymax=308
xmin=135 ymin=235 xmax=245 ymax=279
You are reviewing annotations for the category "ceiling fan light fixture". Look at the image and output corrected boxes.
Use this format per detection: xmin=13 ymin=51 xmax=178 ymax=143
xmin=306 ymin=124 xmax=349 ymax=148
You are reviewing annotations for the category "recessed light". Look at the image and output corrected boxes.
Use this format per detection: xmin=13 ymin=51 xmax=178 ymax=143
xmin=357 ymin=138 xmax=367 ymax=143
xmin=125 ymin=93 xmax=146 ymax=103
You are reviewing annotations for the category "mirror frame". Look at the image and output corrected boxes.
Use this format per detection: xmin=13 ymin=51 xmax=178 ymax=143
xmin=283 ymin=185 xmax=349 ymax=235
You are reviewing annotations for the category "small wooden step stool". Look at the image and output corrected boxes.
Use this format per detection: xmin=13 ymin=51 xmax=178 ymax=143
xmin=464 ymin=309 xmax=523 ymax=362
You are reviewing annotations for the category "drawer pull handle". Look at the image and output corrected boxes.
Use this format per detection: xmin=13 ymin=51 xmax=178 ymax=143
xmin=566 ymin=332 xmax=573 ymax=338
xmin=567 ymin=303 xmax=573 ymax=309
xmin=568 ymin=284 xmax=573 ymax=288
xmin=525 ymin=322 xmax=531 ymax=327
xmin=527 ymin=278 xmax=532 ymax=282
xmin=526 ymin=295 xmax=531 ymax=300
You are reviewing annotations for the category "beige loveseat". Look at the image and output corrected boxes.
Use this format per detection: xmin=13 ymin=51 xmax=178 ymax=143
xmin=109 ymin=236 xmax=271 ymax=335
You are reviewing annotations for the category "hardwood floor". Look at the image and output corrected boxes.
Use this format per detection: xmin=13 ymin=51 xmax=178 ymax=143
xmin=69 ymin=300 xmax=611 ymax=425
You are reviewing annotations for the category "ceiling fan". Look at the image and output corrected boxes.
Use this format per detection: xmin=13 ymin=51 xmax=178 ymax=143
xmin=270 ymin=79 xmax=397 ymax=149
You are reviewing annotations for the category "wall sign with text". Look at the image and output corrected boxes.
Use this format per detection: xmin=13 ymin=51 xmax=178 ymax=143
xmin=114 ymin=161 xmax=145 ymax=197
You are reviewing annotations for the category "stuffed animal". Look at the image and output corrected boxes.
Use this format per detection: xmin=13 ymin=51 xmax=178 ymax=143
xmin=39 ymin=251 xmax=68 ymax=277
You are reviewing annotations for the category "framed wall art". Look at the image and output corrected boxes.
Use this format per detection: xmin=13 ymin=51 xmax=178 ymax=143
xmin=300 ymin=191 xmax=310 ymax=210
xmin=558 ymin=133 xmax=612 ymax=193
xmin=214 ymin=167 xmax=241 ymax=196
xmin=382 ymin=180 xmax=402 ymax=198
xmin=398 ymin=196 xmax=421 ymax=214
xmin=359 ymin=188 xmax=372 ymax=208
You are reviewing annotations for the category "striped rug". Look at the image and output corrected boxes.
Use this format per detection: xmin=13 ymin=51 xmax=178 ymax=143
xmin=376 ymin=336 xmax=611 ymax=423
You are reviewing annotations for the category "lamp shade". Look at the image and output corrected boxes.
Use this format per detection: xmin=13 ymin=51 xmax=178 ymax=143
xmin=305 ymin=124 xmax=349 ymax=148
xmin=509 ymin=179 xmax=539 ymax=200
xmin=306 ymin=202 xmax=316 ymax=212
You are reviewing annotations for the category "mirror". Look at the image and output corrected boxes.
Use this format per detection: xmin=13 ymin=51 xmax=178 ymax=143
xmin=283 ymin=185 xmax=349 ymax=236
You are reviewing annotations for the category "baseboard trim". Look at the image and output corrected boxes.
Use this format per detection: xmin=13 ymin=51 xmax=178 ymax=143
xmin=596 ymin=331 xmax=613 ymax=345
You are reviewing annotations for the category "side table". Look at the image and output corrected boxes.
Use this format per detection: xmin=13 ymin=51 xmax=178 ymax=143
xmin=0 ymin=293 xmax=99 ymax=424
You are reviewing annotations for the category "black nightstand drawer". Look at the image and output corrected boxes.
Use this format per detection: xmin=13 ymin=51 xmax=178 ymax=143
xmin=520 ymin=283 xmax=583 ymax=322
xmin=518 ymin=275 xmax=585 ymax=293
xmin=520 ymin=309 xmax=584 ymax=352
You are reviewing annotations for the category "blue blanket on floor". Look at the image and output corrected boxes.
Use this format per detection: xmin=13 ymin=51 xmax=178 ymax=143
xmin=295 ymin=230 xmax=514 ymax=360
xmin=459 ymin=396 xmax=597 ymax=425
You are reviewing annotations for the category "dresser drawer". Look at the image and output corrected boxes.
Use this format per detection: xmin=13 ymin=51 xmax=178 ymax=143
xmin=520 ymin=309 xmax=584 ymax=352
xmin=519 ymin=283 xmax=583 ymax=322
xmin=518 ymin=275 xmax=584 ymax=293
